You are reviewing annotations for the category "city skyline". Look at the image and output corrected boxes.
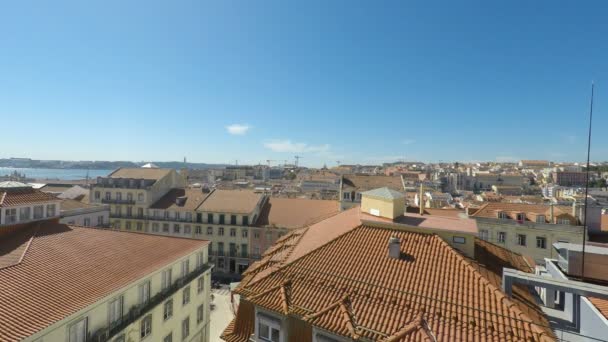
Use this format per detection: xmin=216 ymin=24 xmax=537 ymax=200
xmin=1 ymin=1 xmax=606 ymax=167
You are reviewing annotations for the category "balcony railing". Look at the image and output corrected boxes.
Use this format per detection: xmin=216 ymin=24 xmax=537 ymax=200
xmin=102 ymin=198 xmax=136 ymax=205
xmin=90 ymin=263 xmax=213 ymax=342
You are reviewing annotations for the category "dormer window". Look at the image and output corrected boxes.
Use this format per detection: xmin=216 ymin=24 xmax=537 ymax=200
xmin=497 ymin=211 xmax=508 ymax=220
xmin=557 ymin=218 xmax=571 ymax=225
xmin=257 ymin=312 xmax=281 ymax=342
xmin=536 ymin=215 xmax=545 ymax=223
xmin=516 ymin=213 xmax=525 ymax=222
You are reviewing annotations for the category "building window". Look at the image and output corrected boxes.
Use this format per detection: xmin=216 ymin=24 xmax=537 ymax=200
xmin=242 ymin=229 xmax=248 ymax=238
xmin=162 ymin=268 xmax=172 ymax=290
xmin=105 ymin=192 xmax=111 ymax=200
xmin=136 ymin=222 xmax=143 ymax=231
xmin=181 ymin=259 xmax=190 ymax=277
xmin=254 ymin=247 xmax=260 ymax=256
xmin=183 ymin=286 xmax=191 ymax=305
xmin=182 ymin=317 xmax=190 ymax=340
xmin=207 ymin=226 xmax=213 ymax=235
xmin=207 ymin=213 xmax=213 ymax=223
xmin=184 ymin=225 xmax=192 ymax=234
xmin=19 ymin=207 xmax=31 ymax=221
xmin=33 ymin=205 xmax=43 ymax=219
xmin=46 ymin=204 xmax=56 ymax=217
xmin=343 ymin=192 xmax=350 ymax=200
xmin=109 ymin=295 xmax=124 ymax=326
xmin=137 ymin=207 xmax=143 ymax=218
xmin=163 ymin=299 xmax=173 ymax=320
xmin=219 ymin=214 xmax=225 ymax=224
xmin=452 ymin=236 xmax=466 ymax=244
xmin=68 ymin=317 xmax=88 ymax=342
xmin=517 ymin=234 xmax=527 ymax=246
xmin=196 ymin=251 xmax=204 ymax=268
xmin=5 ymin=208 xmax=17 ymax=224
xmin=536 ymin=215 xmax=546 ymax=223
xmin=140 ymin=314 xmax=152 ymax=339
xmin=174 ymin=224 xmax=180 ymax=233
xmin=197 ymin=276 xmax=204 ymax=294
xmin=125 ymin=221 xmax=132 ymax=230
xmin=175 ymin=211 xmax=181 ymax=220
xmin=243 ymin=216 xmax=249 ymax=226
xmin=536 ymin=236 xmax=547 ymax=249
xmin=127 ymin=193 xmax=133 ymax=202
xmin=497 ymin=211 xmax=508 ymax=220
xmin=265 ymin=231 xmax=272 ymax=240
xmin=479 ymin=230 xmax=489 ymax=241
xmin=139 ymin=280 xmax=151 ymax=304
xmin=218 ymin=257 xmax=225 ymax=269
xmin=83 ymin=217 xmax=91 ymax=226
xmin=197 ymin=304 xmax=204 ymax=324
xmin=498 ymin=232 xmax=506 ymax=244
xmin=258 ymin=313 xmax=281 ymax=342
xmin=516 ymin=213 xmax=525 ymax=222
xmin=152 ymin=223 xmax=160 ymax=232
xmin=126 ymin=206 xmax=133 ymax=217
xmin=195 ymin=226 xmax=202 ymax=234
xmin=97 ymin=215 xmax=104 ymax=226
xmin=186 ymin=212 xmax=192 ymax=221
xmin=163 ymin=223 xmax=170 ymax=233
xmin=230 ymin=228 xmax=236 ymax=237
xmin=219 ymin=227 xmax=224 ymax=236
xmin=356 ymin=192 xmax=362 ymax=201
xmin=153 ymin=210 xmax=160 ymax=218
xmin=164 ymin=210 xmax=170 ymax=219
xmin=557 ymin=218 xmax=571 ymax=225
xmin=138 ymin=193 xmax=144 ymax=202
xmin=117 ymin=192 xmax=122 ymax=201
xmin=95 ymin=191 xmax=100 ymax=200
xmin=254 ymin=231 xmax=260 ymax=239
xmin=163 ymin=333 xmax=172 ymax=342
xmin=231 ymin=215 xmax=237 ymax=225
xmin=241 ymin=244 xmax=248 ymax=258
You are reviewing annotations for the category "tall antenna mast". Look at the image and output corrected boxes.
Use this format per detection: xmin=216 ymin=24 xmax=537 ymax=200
xmin=581 ymin=82 xmax=594 ymax=282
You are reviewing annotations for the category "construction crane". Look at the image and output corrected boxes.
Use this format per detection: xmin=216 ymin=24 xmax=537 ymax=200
xmin=294 ymin=155 xmax=303 ymax=167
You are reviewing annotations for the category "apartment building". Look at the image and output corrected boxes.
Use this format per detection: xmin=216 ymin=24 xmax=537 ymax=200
xmin=90 ymin=167 xmax=186 ymax=231
xmin=0 ymin=181 xmax=61 ymax=226
xmin=59 ymin=198 xmax=110 ymax=227
xmin=339 ymin=174 xmax=405 ymax=210
xmin=519 ymin=160 xmax=552 ymax=168
xmin=553 ymin=171 xmax=588 ymax=187
xmin=0 ymin=220 xmax=212 ymax=342
xmin=470 ymin=202 xmax=586 ymax=264
xmin=222 ymin=194 xmax=554 ymax=342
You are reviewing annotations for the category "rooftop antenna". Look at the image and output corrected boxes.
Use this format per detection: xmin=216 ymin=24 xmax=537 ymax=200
xmin=582 ymin=82 xmax=594 ymax=282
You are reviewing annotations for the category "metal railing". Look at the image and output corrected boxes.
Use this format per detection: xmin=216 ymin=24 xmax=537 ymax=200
xmin=102 ymin=199 xmax=135 ymax=205
xmin=90 ymin=263 xmax=213 ymax=342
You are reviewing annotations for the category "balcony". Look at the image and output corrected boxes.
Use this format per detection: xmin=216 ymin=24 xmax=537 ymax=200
xmin=102 ymin=198 xmax=135 ymax=205
xmin=91 ymin=263 xmax=213 ymax=342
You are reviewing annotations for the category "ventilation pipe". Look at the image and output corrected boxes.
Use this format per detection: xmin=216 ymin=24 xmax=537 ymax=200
xmin=389 ymin=236 xmax=401 ymax=259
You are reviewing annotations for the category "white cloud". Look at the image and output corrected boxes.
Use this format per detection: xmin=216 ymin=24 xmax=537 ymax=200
xmin=226 ymin=124 xmax=251 ymax=135
xmin=263 ymin=140 xmax=330 ymax=153
xmin=402 ymin=139 xmax=416 ymax=145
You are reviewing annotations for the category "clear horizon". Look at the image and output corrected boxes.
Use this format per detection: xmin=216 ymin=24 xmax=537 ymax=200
xmin=1 ymin=1 xmax=606 ymax=167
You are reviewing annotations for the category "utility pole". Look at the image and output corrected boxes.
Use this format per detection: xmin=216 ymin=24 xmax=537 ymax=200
xmin=582 ymin=82 xmax=595 ymax=282
xmin=294 ymin=155 xmax=302 ymax=167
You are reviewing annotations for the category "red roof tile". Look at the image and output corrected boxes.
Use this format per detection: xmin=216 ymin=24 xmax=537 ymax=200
xmin=0 ymin=187 xmax=59 ymax=207
xmin=0 ymin=222 xmax=208 ymax=341
xmin=255 ymin=198 xmax=340 ymax=229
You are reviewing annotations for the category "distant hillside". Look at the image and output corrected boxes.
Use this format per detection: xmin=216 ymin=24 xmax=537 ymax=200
xmin=0 ymin=158 xmax=230 ymax=170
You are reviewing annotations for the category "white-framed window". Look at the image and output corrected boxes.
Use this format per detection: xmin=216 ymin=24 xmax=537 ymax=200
xmin=175 ymin=211 xmax=181 ymax=220
xmin=117 ymin=192 xmax=122 ymax=201
xmin=125 ymin=221 xmax=132 ymax=230
xmin=536 ymin=215 xmax=545 ymax=223
xmin=498 ymin=232 xmax=506 ymax=244
xmin=196 ymin=251 xmax=204 ymax=268
xmin=355 ymin=192 xmax=362 ymax=201
xmin=536 ymin=236 xmax=547 ymax=249
xmin=68 ymin=317 xmax=88 ymax=342
xmin=33 ymin=205 xmax=44 ymax=219
xmin=197 ymin=276 xmax=204 ymax=294
xmin=242 ymin=229 xmax=249 ymax=238
xmin=230 ymin=228 xmax=236 ymax=237
xmin=138 ymin=193 xmax=144 ymax=202
xmin=162 ymin=268 xmax=172 ymax=290
xmin=184 ymin=225 xmax=191 ymax=234
xmin=163 ymin=299 xmax=173 ymax=320
xmin=182 ymin=286 xmax=191 ymax=306
xmin=163 ymin=333 xmax=172 ymax=342
xmin=181 ymin=259 xmax=190 ymax=277
xmin=195 ymin=226 xmax=202 ymax=234
xmin=5 ymin=208 xmax=17 ymax=224
xmin=19 ymin=207 xmax=31 ymax=221
xmin=83 ymin=217 xmax=91 ymax=226
xmin=136 ymin=222 xmax=143 ymax=231
xmin=182 ymin=317 xmax=190 ymax=340
xmin=139 ymin=280 xmax=151 ymax=304
xmin=186 ymin=212 xmax=192 ymax=221
xmin=152 ymin=223 xmax=160 ymax=232
xmin=108 ymin=295 xmax=124 ymax=326
xmin=197 ymin=304 xmax=204 ymax=324
xmin=140 ymin=314 xmax=152 ymax=339
xmin=479 ymin=230 xmax=489 ymax=241
xmin=557 ymin=218 xmax=571 ymax=225
xmin=127 ymin=193 xmax=133 ymax=202
xmin=163 ymin=223 xmax=170 ymax=233
xmin=105 ymin=192 xmax=111 ymax=200
xmin=97 ymin=215 xmax=104 ymax=226
xmin=452 ymin=236 xmax=466 ymax=244
xmin=517 ymin=234 xmax=527 ymax=247
xmin=218 ymin=227 xmax=224 ymax=236
xmin=207 ymin=226 xmax=213 ymax=235
xmin=254 ymin=231 xmax=260 ymax=239
xmin=257 ymin=313 xmax=281 ymax=342
xmin=174 ymin=224 xmax=180 ymax=233
xmin=343 ymin=192 xmax=350 ymax=200
xmin=497 ymin=211 xmax=508 ymax=220
xmin=46 ymin=204 xmax=56 ymax=217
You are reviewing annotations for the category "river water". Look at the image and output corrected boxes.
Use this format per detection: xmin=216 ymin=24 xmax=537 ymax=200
xmin=0 ymin=167 xmax=113 ymax=181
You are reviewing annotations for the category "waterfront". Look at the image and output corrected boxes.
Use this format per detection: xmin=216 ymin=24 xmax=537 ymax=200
xmin=0 ymin=167 xmax=113 ymax=181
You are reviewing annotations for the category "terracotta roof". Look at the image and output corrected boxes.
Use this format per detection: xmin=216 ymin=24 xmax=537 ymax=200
xmin=108 ymin=167 xmax=172 ymax=180
xmin=0 ymin=222 xmax=208 ymax=341
xmin=0 ymin=187 xmax=60 ymax=207
xmin=198 ymin=189 xmax=263 ymax=214
xmin=342 ymin=174 xmax=404 ymax=192
xmin=39 ymin=184 xmax=72 ymax=193
xmin=361 ymin=187 xmax=405 ymax=200
xmin=255 ymin=198 xmax=340 ymax=229
xmin=363 ymin=210 xmax=478 ymax=234
xmin=588 ymin=297 xmax=608 ymax=320
xmin=470 ymin=202 xmax=577 ymax=224
xmin=149 ymin=188 xmax=212 ymax=211
xmin=226 ymin=213 xmax=554 ymax=342
xmin=60 ymin=198 xmax=104 ymax=212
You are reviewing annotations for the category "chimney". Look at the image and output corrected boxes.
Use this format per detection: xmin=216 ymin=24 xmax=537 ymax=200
xmin=550 ymin=204 xmax=555 ymax=223
xmin=419 ymin=183 xmax=424 ymax=216
xmin=176 ymin=196 xmax=187 ymax=206
xmin=388 ymin=236 xmax=401 ymax=259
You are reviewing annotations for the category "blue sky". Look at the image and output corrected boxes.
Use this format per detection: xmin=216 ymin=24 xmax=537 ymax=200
xmin=1 ymin=1 xmax=606 ymax=167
